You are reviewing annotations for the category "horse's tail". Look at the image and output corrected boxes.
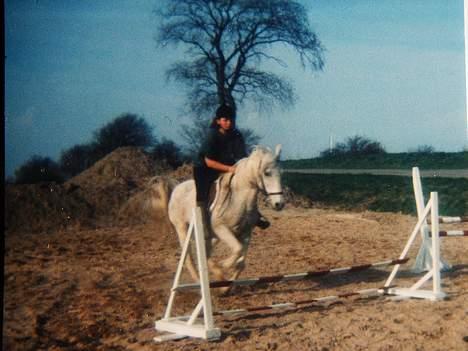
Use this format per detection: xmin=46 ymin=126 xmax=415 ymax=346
xmin=145 ymin=176 xmax=177 ymax=223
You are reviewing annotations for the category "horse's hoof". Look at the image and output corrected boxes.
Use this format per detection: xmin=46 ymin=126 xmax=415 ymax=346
xmin=218 ymin=286 xmax=234 ymax=296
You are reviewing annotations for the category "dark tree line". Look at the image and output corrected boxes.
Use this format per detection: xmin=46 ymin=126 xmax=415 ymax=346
xmin=12 ymin=113 xmax=185 ymax=184
xmin=11 ymin=111 xmax=263 ymax=184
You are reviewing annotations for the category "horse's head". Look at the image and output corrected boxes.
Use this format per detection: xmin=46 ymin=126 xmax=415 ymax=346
xmin=248 ymin=144 xmax=285 ymax=211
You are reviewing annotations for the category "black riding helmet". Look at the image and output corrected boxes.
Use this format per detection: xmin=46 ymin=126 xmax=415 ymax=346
xmin=210 ymin=104 xmax=236 ymax=128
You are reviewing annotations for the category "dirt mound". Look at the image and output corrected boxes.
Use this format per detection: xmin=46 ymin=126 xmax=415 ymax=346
xmin=68 ymin=147 xmax=164 ymax=189
xmin=65 ymin=147 xmax=171 ymax=226
xmin=5 ymin=147 xmax=172 ymax=234
xmin=167 ymin=163 xmax=193 ymax=182
xmin=5 ymin=182 xmax=95 ymax=233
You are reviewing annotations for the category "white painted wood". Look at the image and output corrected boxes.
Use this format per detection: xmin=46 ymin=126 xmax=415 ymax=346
xmin=187 ymin=299 xmax=204 ymax=325
xmin=155 ymin=209 xmax=221 ymax=342
xmin=153 ymin=333 xmax=187 ymax=342
xmin=164 ymin=219 xmax=194 ymax=319
xmin=430 ymin=193 xmax=443 ymax=295
xmin=410 ymin=270 xmax=434 ymax=291
xmin=193 ymin=207 xmax=217 ymax=331
xmin=384 ymin=199 xmax=432 ymax=287
xmin=387 ymin=288 xmax=445 ymax=301
xmin=155 ymin=319 xmax=221 ymax=340
xmin=412 ymin=167 xmax=452 ymax=272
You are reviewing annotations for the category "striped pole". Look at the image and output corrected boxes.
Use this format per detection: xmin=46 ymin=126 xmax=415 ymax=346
xmin=428 ymin=216 xmax=468 ymax=224
xmin=213 ymin=287 xmax=390 ymax=316
xmin=175 ymin=258 xmax=409 ymax=291
xmin=429 ymin=230 xmax=468 ymax=237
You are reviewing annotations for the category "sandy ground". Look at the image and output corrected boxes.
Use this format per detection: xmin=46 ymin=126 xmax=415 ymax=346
xmin=4 ymin=207 xmax=468 ymax=351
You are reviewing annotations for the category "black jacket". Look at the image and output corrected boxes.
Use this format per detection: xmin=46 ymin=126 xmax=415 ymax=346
xmin=195 ymin=128 xmax=247 ymax=168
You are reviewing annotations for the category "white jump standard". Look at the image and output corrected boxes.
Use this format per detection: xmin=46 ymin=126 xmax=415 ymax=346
xmin=411 ymin=167 xmax=468 ymax=273
xmin=155 ymin=192 xmax=446 ymax=342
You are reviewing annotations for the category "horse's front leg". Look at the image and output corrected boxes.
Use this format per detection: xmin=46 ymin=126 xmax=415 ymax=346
xmin=213 ymin=225 xmax=243 ymax=271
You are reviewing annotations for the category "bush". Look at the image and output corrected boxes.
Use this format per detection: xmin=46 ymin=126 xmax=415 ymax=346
xmin=92 ymin=113 xmax=155 ymax=159
xmin=409 ymin=145 xmax=435 ymax=154
xmin=59 ymin=143 xmax=96 ymax=178
xmin=14 ymin=155 xmax=64 ymax=184
xmin=150 ymin=139 xmax=186 ymax=169
xmin=320 ymin=135 xmax=386 ymax=157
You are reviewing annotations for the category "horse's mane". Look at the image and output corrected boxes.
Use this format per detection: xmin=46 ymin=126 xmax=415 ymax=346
xmin=250 ymin=145 xmax=273 ymax=155
xmin=216 ymin=146 xmax=274 ymax=187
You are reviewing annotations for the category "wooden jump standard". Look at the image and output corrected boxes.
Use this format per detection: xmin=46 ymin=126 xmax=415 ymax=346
xmin=412 ymin=167 xmax=468 ymax=272
xmin=154 ymin=192 xmax=445 ymax=342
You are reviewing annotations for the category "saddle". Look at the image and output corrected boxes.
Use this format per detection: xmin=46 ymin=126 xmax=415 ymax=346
xmin=207 ymin=172 xmax=234 ymax=212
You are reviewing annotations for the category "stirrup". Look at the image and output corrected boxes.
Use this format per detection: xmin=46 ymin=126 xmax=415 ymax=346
xmin=256 ymin=216 xmax=270 ymax=230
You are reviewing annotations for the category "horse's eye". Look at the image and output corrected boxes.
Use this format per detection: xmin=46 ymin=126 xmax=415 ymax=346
xmin=264 ymin=170 xmax=272 ymax=177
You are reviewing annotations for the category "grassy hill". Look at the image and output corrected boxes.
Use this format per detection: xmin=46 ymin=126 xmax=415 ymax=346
xmin=280 ymin=151 xmax=467 ymax=215
xmin=283 ymin=173 xmax=468 ymax=216
xmin=281 ymin=151 xmax=468 ymax=170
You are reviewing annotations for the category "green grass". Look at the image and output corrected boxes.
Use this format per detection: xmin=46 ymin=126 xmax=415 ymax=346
xmin=281 ymin=152 xmax=468 ymax=170
xmin=283 ymin=173 xmax=468 ymax=216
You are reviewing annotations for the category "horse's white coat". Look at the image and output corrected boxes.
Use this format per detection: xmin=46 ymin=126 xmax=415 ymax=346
xmin=167 ymin=145 xmax=285 ymax=288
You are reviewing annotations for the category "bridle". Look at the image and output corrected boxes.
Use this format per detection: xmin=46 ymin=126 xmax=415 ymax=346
xmin=259 ymin=169 xmax=283 ymax=197
xmin=262 ymin=189 xmax=283 ymax=197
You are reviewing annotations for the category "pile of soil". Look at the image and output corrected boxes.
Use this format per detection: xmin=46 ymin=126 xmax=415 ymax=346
xmin=5 ymin=182 xmax=95 ymax=234
xmin=5 ymin=147 xmax=173 ymax=234
xmin=65 ymin=147 xmax=171 ymax=227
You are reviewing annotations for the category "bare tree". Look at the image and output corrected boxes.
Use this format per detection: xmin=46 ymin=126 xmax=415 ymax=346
xmin=156 ymin=0 xmax=325 ymax=116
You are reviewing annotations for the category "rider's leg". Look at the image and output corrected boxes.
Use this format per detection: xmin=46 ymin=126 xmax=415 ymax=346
xmin=193 ymin=166 xmax=218 ymax=255
xmin=255 ymin=210 xmax=270 ymax=229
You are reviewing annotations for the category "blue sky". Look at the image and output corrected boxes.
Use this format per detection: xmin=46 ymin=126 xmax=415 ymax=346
xmin=5 ymin=0 xmax=467 ymax=177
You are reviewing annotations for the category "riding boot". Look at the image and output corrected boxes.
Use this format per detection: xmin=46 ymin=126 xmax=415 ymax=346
xmin=255 ymin=210 xmax=270 ymax=230
xmin=196 ymin=201 xmax=213 ymax=255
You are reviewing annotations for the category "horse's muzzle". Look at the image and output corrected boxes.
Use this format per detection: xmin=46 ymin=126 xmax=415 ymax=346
xmin=273 ymin=201 xmax=285 ymax=211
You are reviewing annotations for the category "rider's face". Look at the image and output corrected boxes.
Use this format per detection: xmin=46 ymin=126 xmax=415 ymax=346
xmin=216 ymin=117 xmax=233 ymax=133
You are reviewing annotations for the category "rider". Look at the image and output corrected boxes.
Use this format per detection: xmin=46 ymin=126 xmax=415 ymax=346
xmin=193 ymin=104 xmax=270 ymax=232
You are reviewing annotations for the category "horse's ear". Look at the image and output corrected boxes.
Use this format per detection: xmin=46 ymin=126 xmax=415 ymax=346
xmin=274 ymin=144 xmax=282 ymax=160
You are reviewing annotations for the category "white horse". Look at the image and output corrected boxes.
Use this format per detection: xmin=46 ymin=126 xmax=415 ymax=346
xmin=167 ymin=145 xmax=285 ymax=289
